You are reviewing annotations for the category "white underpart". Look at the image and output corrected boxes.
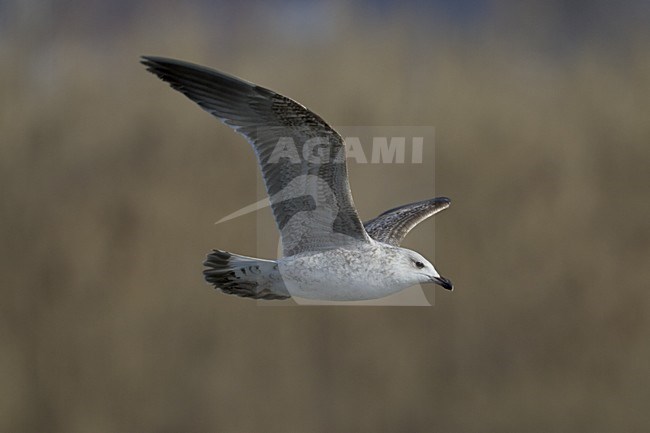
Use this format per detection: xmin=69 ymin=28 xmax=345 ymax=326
xmin=276 ymin=240 xmax=439 ymax=301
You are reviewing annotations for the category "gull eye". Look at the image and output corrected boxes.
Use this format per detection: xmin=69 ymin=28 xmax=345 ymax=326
xmin=414 ymin=261 xmax=425 ymax=269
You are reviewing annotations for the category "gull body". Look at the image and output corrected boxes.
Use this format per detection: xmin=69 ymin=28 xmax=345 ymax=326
xmin=278 ymin=240 xmax=447 ymax=301
xmin=141 ymin=56 xmax=453 ymax=301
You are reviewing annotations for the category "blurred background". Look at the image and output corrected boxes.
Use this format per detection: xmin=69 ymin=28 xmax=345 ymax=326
xmin=2 ymin=0 xmax=650 ymax=431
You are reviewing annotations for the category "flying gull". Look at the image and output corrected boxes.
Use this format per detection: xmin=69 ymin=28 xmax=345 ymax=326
xmin=141 ymin=56 xmax=453 ymax=301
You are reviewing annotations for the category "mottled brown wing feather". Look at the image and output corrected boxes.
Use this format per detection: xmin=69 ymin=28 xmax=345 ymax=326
xmin=141 ymin=56 xmax=370 ymax=256
xmin=364 ymin=197 xmax=450 ymax=246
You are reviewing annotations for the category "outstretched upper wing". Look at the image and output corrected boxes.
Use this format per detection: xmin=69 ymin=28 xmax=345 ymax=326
xmin=141 ymin=56 xmax=370 ymax=256
xmin=363 ymin=197 xmax=450 ymax=246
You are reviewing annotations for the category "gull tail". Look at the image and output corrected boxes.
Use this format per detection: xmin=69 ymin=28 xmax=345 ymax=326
xmin=203 ymin=250 xmax=290 ymax=300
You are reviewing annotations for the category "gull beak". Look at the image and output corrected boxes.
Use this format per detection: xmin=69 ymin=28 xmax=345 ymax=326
xmin=431 ymin=276 xmax=453 ymax=291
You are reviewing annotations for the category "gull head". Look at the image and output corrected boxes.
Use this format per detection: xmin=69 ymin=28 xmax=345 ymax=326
xmin=392 ymin=248 xmax=453 ymax=291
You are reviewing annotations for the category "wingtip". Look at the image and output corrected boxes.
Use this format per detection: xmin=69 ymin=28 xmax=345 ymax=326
xmin=140 ymin=55 xmax=174 ymax=70
xmin=140 ymin=55 xmax=163 ymax=62
xmin=139 ymin=55 xmax=159 ymax=72
xmin=434 ymin=196 xmax=452 ymax=210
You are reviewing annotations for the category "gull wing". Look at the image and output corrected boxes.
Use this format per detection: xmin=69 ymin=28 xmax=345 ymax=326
xmin=363 ymin=197 xmax=450 ymax=246
xmin=141 ymin=56 xmax=370 ymax=256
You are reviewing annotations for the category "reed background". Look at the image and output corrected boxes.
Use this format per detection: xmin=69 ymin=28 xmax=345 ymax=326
xmin=1 ymin=1 xmax=649 ymax=431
